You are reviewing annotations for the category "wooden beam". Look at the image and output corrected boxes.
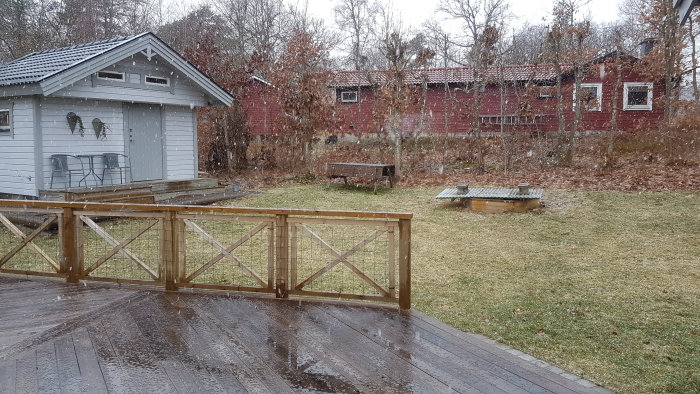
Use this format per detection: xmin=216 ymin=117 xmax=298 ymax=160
xmin=398 ymin=219 xmax=411 ymax=310
xmin=275 ymin=214 xmax=289 ymax=298
xmin=290 ymin=224 xmax=298 ymax=290
xmin=387 ymin=225 xmax=396 ymax=299
xmin=163 ymin=212 xmax=178 ymax=291
xmin=0 ymin=199 xmax=413 ymax=220
xmin=61 ymin=208 xmax=79 ymax=283
xmin=267 ymin=223 xmax=275 ymax=290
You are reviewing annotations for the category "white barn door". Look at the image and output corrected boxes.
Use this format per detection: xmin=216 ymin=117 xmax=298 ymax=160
xmin=127 ymin=104 xmax=163 ymax=181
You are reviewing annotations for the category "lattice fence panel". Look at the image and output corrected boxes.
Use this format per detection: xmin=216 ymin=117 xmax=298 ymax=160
xmin=290 ymin=219 xmax=398 ymax=300
xmin=0 ymin=209 xmax=62 ymax=275
xmin=179 ymin=214 xmax=274 ymax=290
xmin=79 ymin=213 xmax=163 ymax=282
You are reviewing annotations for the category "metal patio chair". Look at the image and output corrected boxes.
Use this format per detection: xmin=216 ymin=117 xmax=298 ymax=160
xmin=101 ymin=153 xmax=132 ymax=185
xmin=49 ymin=154 xmax=86 ymax=189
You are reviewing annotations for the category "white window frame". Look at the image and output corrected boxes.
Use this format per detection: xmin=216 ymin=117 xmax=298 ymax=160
xmin=623 ymin=82 xmax=653 ymax=111
xmin=145 ymin=75 xmax=170 ymax=87
xmin=0 ymin=105 xmax=12 ymax=137
xmin=573 ymin=83 xmax=603 ymax=112
xmin=96 ymin=70 xmax=125 ymax=82
xmin=538 ymin=86 xmax=554 ymax=99
xmin=340 ymin=90 xmax=359 ymax=103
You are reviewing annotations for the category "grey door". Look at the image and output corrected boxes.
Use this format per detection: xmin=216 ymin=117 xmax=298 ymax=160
xmin=127 ymin=104 xmax=163 ymax=181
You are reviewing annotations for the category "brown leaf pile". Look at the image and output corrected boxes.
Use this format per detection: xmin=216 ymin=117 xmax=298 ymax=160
xmin=403 ymin=162 xmax=700 ymax=192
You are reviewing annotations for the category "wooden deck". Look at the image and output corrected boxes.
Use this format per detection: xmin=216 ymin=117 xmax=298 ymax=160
xmin=37 ymin=178 xmax=245 ymax=204
xmin=0 ymin=275 xmax=609 ymax=393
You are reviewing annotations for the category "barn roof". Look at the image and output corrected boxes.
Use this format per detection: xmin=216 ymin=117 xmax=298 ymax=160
xmin=330 ymin=64 xmax=563 ymax=87
xmin=0 ymin=32 xmax=233 ymax=106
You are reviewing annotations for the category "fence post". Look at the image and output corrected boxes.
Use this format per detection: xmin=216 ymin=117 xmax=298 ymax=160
xmin=61 ymin=207 xmax=79 ymax=284
xmin=398 ymin=218 xmax=411 ymax=310
xmin=162 ymin=211 xmax=178 ymax=291
xmin=275 ymin=214 xmax=289 ymax=298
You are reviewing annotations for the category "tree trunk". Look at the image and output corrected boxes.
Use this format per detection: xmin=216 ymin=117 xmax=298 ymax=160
xmin=690 ymin=17 xmax=699 ymax=102
xmin=553 ymin=61 xmax=567 ymax=165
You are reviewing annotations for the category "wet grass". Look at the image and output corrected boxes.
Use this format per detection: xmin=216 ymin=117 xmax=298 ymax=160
xmin=0 ymin=185 xmax=698 ymax=393
xmin=229 ymin=184 xmax=700 ymax=394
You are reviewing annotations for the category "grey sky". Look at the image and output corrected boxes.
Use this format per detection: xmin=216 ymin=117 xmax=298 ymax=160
xmin=298 ymin=0 xmax=623 ymax=30
xmin=169 ymin=0 xmax=623 ymax=29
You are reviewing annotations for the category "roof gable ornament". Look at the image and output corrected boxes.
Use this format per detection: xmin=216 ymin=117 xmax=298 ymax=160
xmin=141 ymin=46 xmax=157 ymax=61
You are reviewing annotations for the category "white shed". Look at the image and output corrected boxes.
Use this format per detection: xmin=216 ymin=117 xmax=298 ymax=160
xmin=0 ymin=32 xmax=233 ymax=198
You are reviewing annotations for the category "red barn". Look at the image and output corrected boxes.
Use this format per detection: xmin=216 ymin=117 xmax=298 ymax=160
xmin=329 ymin=52 xmax=664 ymax=137
xmin=241 ymin=76 xmax=280 ymax=136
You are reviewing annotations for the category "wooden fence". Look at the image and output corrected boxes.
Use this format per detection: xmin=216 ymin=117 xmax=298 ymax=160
xmin=0 ymin=200 xmax=412 ymax=309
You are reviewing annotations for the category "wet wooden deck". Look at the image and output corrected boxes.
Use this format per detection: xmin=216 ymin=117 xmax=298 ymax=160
xmin=0 ymin=275 xmax=609 ymax=393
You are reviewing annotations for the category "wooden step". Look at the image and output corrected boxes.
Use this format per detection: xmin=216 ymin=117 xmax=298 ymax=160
xmin=147 ymin=178 xmax=220 ymax=193
xmin=153 ymin=187 xmax=227 ymax=202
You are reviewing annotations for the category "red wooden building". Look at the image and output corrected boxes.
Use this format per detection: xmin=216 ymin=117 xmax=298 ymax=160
xmin=240 ymin=76 xmax=280 ymax=136
xmin=237 ymin=53 xmax=664 ymax=138
xmin=329 ymin=53 xmax=664 ymax=136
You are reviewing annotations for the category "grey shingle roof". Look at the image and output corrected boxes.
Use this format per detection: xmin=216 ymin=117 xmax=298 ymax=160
xmin=330 ymin=64 xmax=568 ymax=87
xmin=0 ymin=34 xmax=144 ymax=87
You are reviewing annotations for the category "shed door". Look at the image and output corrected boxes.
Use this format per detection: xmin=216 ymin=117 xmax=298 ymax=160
xmin=128 ymin=104 xmax=163 ymax=181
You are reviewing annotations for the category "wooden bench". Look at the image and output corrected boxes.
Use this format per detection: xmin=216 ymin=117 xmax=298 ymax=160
xmin=326 ymin=162 xmax=396 ymax=193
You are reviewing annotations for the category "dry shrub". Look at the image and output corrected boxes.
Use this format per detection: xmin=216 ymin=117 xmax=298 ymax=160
xmin=606 ymin=105 xmax=700 ymax=165
xmin=203 ymin=105 xmax=250 ymax=173
xmin=666 ymin=102 xmax=700 ymax=163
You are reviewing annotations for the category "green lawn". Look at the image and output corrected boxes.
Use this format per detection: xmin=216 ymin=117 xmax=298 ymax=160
xmin=228 ymin=184 xmax=700 ymax=394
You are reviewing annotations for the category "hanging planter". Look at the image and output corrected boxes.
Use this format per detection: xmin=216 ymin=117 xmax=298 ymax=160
xmin=91 ymin=118 xmax=110 ymax=140
xmin=66 ymin=112 xmax=85 ymax=136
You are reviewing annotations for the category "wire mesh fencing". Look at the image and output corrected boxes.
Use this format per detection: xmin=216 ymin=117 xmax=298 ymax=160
xmin=0 ymin=200 xmax=412 ymax=309
xmin=177 ymin=213 xmax=275 ymax=293
xmin=289 ymin=218 xmax=398 ymax=302
xmin=77 ymin=211 xmax=164 ymax=284
xmin=0 ymin=207 xmax=62 ymax=276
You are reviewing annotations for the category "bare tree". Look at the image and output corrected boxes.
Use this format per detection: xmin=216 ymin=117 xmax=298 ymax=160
xmin=423 ymin=21 xmax=456 ymax=173
xmin=373 ymin=6 xmax=427 ymax=178
xmin=438 ymin=0 xmax=509 ymax=173
xmin=333 ymin=0 xmax=378 ymax=70
xmin=543 ymin=0 xmax=593 ymax=166
xmin=620 ymin=0 xmax=686 ymax=126
xmin=213 ymin=0 xmax=289 ymax=70
xmin=688 ymin=10 xmax=700 ymax=102
xmin=504 ymin=23 xmax=548 ymax=65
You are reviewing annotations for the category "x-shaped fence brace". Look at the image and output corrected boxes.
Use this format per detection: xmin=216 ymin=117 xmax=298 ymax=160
xmin=182 ymin=219 xmax=270 ymax=287
xmin=79 ymin=215 xmax=160 ymax=280
xmin=293 ymin=223 xmax=393 ymax=298
xmin=0 ymin=213 xmax=59 ymax=271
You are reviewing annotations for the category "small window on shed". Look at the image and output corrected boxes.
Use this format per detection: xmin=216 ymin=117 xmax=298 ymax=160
xmin=538 ymin=86 xmax=554 ymax=99
xmin=573 ymin=83 xmax=602 ymax=111
xmin=340 ymin=90 xmax=359 ymax=103
xmin=96 ymin=71 xmax=125 ymax=81
xmin=623 ymin=82 xmax=653 ymax=111
xmin=145 ymin=75 xmax=170 ymax=86
xmin=0 ymin=109 xmax=11 ymax=134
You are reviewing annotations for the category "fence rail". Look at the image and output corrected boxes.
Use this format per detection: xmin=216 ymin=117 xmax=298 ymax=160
xmin=0 ymin=200 xmax=412 ymax=309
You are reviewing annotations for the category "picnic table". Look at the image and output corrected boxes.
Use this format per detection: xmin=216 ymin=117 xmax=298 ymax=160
xmin=326 ymin=162 xmax=396 ymax=193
